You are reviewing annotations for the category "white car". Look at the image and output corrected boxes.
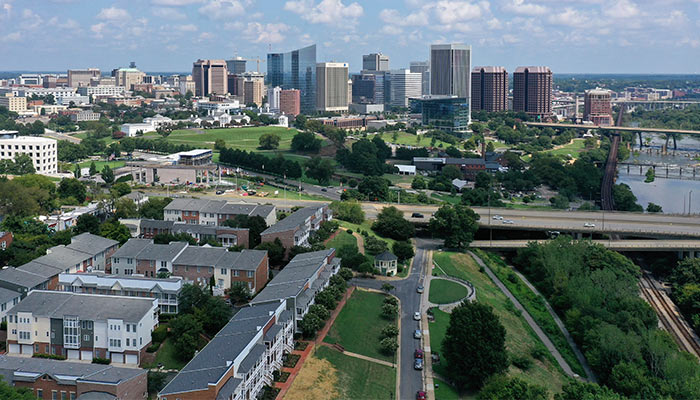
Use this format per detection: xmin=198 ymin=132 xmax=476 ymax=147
xmin=413 ymin=312 xmax=421 ymax=321
xmin=492 ymin=215 xmax=503 ymax=220
xmin=584 ymin=223 xmax=596 ymax=228
xmin=502 ymin=220 xmax=514 ymax=224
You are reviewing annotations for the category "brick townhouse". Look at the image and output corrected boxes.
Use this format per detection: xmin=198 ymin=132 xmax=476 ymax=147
xmin=163 ymin=198 xmax=277 ymax=227
xmin=0 ymin=230 xmax=13 ymax=250
xmin=6 ymin=291 xmax=158 ymax=365
xmin=159 ymin=301 xmax=294 ymax=400
xmin=138 ymin=218 xmax=250 ymax=248
xmin=111 ymin=239 xmax=268 ymax=294
xmin=260 ymin=204 xmax=333 ymax=256
xmin=0 ymin=355 xmax=147 ymax=400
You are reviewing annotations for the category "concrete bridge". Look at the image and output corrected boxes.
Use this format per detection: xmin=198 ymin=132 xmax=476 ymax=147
xmin=470 ymin=239 xmax=700 ymax=258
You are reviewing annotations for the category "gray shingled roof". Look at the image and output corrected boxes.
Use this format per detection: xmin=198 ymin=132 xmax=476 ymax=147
xmin=67 ymin=233 xmax=119 ymax=255
xmin=173 ymin=247 xmax=227 ymax=266
xmin=375 ymin=251 xmax=397 ymax=261
xmin=0 ymin=355 xmax=145 ymax=385
xmin=111 ymin=239 xmax=152 ymax=259
xmin=0 ymin=286 xmax=20 ymax=305
xmin=32 ymin=246 xmax=91 ymax=268
xmin=261 ymin=205 xmax=326 ymax=236
xmin=17 ymin=261 xmax=64 ymax=279
xmin=164 ymin=198 xmax=275 ymax=219
xmin=111 ymin=239 xmax=187 ymax=261
xmin=9 ymin=291 xmax=155 ymax=322
xmin=172 ymin=248 xmax=266 ymax=271
xmin=0 ymin=267 xmax=47 ymax=289
xmin=140 ymin=219 xmax=174 ymax=231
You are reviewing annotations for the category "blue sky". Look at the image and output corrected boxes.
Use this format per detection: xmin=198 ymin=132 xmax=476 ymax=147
xmin=0 ymin=0 xmax=699 ymax=73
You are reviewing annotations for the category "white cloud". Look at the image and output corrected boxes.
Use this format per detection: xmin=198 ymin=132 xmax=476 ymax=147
xmin=244 ymin=22 xmax=290 ymax=43
xmin=379 ymin=8 xmax=428 ymax=27
xmin=547 ymin=7 xmax=588 ymax=28
xmin=48 ymin=17 xmax=80 ymax=30
xmin=198 ymin=31 xmax=214 ymax=40
xmin=503 ymin=0 xmax=548 ymax=16
xmin=152 ymin=0 xmax=203 ymax=5
xmin=486 ymin=17 xmax=501 ymax=29
xmin=379 ymin=1 xmax=489 ymax=34
xmin=284 ymin=0 xmax=363 ymax=25
xmin=91 ymin=22 xmax=106 ymax=38
xmin=603 ymin=0 xmax=640 ymax=18
xmin=432 ymin=1 xmax=488 ymax=24
xmin=151 ymin=7 xmax=186 ymax=19
xmin=198 ymin=0 xmax=245 ymax=19
xmin=178 ymin=23 xmax=198 ymax=31
xmin=97 ymin=6 xmax=130 ymax=21
xmin=21 ymin=8 xmax=43 ymax=29
xmin=2 ymin=31 xmax=20 ymax=42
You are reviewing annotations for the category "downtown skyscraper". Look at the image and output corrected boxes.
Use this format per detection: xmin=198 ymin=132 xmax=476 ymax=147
xmin=430 ymin=44 xmax=471 ymax=122
xmin=267 ymin=44 xmax=317 ymax=114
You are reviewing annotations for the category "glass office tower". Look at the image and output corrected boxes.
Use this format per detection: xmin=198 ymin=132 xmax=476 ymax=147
xmin=267 ymin=44 xmax=317 ymax=114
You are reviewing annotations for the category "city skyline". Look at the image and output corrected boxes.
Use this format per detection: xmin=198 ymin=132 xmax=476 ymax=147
xmin=0 ymin=0 xmax=699 ymax=74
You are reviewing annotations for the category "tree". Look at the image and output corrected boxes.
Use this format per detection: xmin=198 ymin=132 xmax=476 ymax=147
xmin=364 ymin=236 xmax=388 ymax=255
xmin=486 ymin=141 xmax=496 ymax=153
xmin=214 ymin=138 xmax=227 ymax=151
xmin=329 ymin=201 xmax=364 ymax=224
xmin=443 ymin=301 xmax=508 ymax=389
xmin=339 ymin=267 xmax=354 ymax=281
xmin=411 ymin=176 xmax=427 ymax=190
xmin=315 ymin=286 xmax=340 ymax=310
xmin=74 ymin=214 xmax=100 ymax=234
xmin=393 ymin=241 xmax=414 ymax=263
xmin=194 ymin=296 xmax=232 ymax=336
xmin=305 ymin=157 xmax=334 ymax=185
xmin=291 ymin=131 xmax=322 ymax=153
xmin=178 ymin=284 xmax=208 ymax=315
xmin=381 ymin=302 xmax=398 ymax=319
xmin=12 ymin=154 xmax=35 ymax=175
xmin=550 ymin=194 xmax=569 ymax=209
xmin=73 ymin=164 xmax=81 ymax=178
xmin=0 ymin=378 xmax=36 ymax=400
xmin=555 ymin=381 xmax=625 ymax=400
xmin=256 ymin=238 xmax=285 ymax=264
xmin=98 ymin=219 xmax=131 ymax=244
xmin=381 ymin=283 xmax=395 ymax=293
xmin=101 ymin=165 xmax=114 ymax=185
xmin=646 ymin=202 xmax=663 ymax=213
xmin=381 ymin=324 xmax=399 ymax=338
xmin=114 ymin=198 xmax=138 ymax=219
xmin=223 ymin=215 xmax=268 ymax=247
xmin=139 ymin=197 xmax=173 ymax=220
xmin=228 ymin=282 xmax=252 ymax=304
xmin=612 ymin=183 xmax=643 ymax=212
xmin=358 ymin=176 xmax=390 ymax=201
xmin=308 ymin=304 xmax=330 ymax=321
xmin=58 ymin=178 xmax=87 ymax=203
xmin=380 ymin=337 xmax=398 ymax=355
xmin=478 ymin=375 xmax=549 ymax=400
xmin=111 ymin=182 xmax=132 ymax=197
xmin=372 ymin=206 xmax=415 ymax=241
xmin=429 ymin=204 xmax=480 ymax=250
xmin=89 ymin=161 xmax=97 ymax=176
xmin=299 ymin=312 xmax=324 ymax=338
xmin=258 ymin=133 xmax=281 ymax=150
xmin=169 ymin=314 xmax=203 ymax=361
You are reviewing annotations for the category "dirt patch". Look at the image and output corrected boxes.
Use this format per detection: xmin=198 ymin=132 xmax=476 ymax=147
xmin=285 ymin=353 xmax=341 ymax=400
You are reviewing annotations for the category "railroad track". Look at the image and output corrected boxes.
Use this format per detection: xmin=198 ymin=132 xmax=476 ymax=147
xmin=639 ymin=273 xmax=700 ymax=358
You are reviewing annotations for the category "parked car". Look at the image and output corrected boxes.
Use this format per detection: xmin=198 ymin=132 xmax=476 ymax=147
xmin=412 ymin=212 xmax=424 ymax=218
xmin=414 ymin=329 xmax=422 ymax=339
xmin=414 ymin=349 xmax=424 ymax=359
xmin=414 ymin=358 xmax=423 ymax=370
xmin=416 ymin=391 xmax=427 ymax=400
xmin=413 ymin=312 xmax=421 ymax=321
xmin=215 ymin=190 xmax=224 ymax=195
xmin=416 ymin=285 xmax=424 ymax=294
xmin=584 ymin=222 xmax=596 ymax=228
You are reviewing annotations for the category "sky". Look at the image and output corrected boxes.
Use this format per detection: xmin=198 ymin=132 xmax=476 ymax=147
xmin=0 ymin=0 xmax=699 ymax=74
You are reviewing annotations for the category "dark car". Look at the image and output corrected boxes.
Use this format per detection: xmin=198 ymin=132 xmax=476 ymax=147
xmin=414 ymin=349 xmax=424 ymax=359
xmin=411 ymin=212 xmax=424 ymax=218
xmin=216 ymin=190 xmax=224 ymax=195
xmin=321 ymin=188 xmax=327 ymax=192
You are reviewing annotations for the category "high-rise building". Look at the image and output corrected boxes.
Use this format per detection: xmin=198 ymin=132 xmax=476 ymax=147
xmin=0 ymin=94 xmax=27 ymax=113
xmin=268 ymin=86 xmax=282 ymax=112
xmin=430 ymin=44 xmax=471 ymax=122
xmin=513 ymin=66 xmax=552 ymax=118
xmin=410 ymin=61 xmax=430 ymax=95
xmin=351 ymin=73 xmax=385 ymax=105
xmin=471 ymin=66 xmax=508 ymax=112
xmin=226 ymin=57 xmax=247 ymax=75
xmin=316 ymin=62 xmax=349 ymax=112
xmin=362 ymin=53 xmax=389 ymax=72
xmin=192 ymin=59 xmax=228 ymax=97
xmin=178 ymin=75 xmax=195 ymax=96
xmin=266 ymin=44 xmax=317 ymax=113
xmin=280 ymin=89 xmax=301 ymax=116
xmin=584 ymin=88 xmax=612 ymax=126
xmin=387 ymin=69 xmax=422 ymax=108
xmin=232 ymin=72 xmax=264 ymax=106
xmin=67 ymin=68 xmax=100 ymax=88
xmin=112 ymin=66 xmax=146 ymax=91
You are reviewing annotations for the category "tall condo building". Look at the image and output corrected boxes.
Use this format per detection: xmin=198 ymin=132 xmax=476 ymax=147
xmin=192 ymin=59 xmax=228 ymax=97
xmin=410 ymin=61 xmax=430 ymax=95
xmin=430 ymin=44 xmax=471 ymax=122
xmin=233 ymin=72 xmax=264 ymax=106
xmin=280 ymin=89 xmax=301 ymax=116
xmin=584 ymin=88 xmax=612 ymax=126
xmin=513 ymin=66 xmax=552 ymax=118
xmin=268 ymin=86 xmax=282 ymax=112
xmin=362 ymin=53 xmax=390 ymax=72
xmin=471 ymin=66 xmax=508 ymax=112
xmin=67 ymin=68 xmax=100 ymax=88
xmin=387 ymin=69 xmax=422 ymax=107
xmin=226 ymin=56 xmax=247 ymax=75
xmin=267 ymin=44 xmax=317 ymax=113
xmin=316 ymin=62 xmax=349 ymax=112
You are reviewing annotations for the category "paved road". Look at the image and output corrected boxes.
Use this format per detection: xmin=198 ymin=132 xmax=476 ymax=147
xmin=471 ymin=239 xmax=700 ymax=252
xmin=350 ymin=238 xmax=437 ymax=400
xmin=43 ymin=129 xmax=82 ymax=144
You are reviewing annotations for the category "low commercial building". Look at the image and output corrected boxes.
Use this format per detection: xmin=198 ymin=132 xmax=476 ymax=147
xmin=175 ymin=149 xmax=212 ymax=165
xmin=410 ymin=95 xmax=470 ymax=134
xmin=130 ymin=163 xmax=219 ymax=186
xmin=159 ymin=301 xmax=294 ymax=400
xmin=349 ymin=102 xmax=384 ymax=114
xmin=139 ymin=219 xmax=249 ymax=248
xmin=251 ymin=249 xmax=339 ymax=329
xmin=76 ymin=85 xmax=126 ymax=98
xmin=5 ymin=291 xmax=158 ymax=364
xmin=59 ymin=273 xmax=183 ymax=314
xmin=69 ymin=110 xmax=101 ymax=122
xmin=164 ymin=198 xmax=276 ymax=227
xmin=0 ymin=133 xmax=57 ymax=175
xmin=0 ymin=355 xmax=147 ymax=400
xmin=260 ymin=204 xmax=332 ymax=253
xmin=40 ymin=202 xmax=104 ymax=232
xmin=120 ymin=123 xmax=155 ymax=137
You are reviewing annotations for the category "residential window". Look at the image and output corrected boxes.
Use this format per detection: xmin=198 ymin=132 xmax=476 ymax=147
xmin=83 ymin=335 xmax=89 ymax=341
xmin=70 ymin=393 xmax=76 ymax=400
xmin=61 ymin=391 xmax=67 ymax=400
xmin=36 ymin=389 xmax=43 ymax=399
xmin=233 ymin=270 xmax=239 ymax=277
xmin=247 ymin=271 xmax=254 ymax=278
xmin=126 ymin=338 xmax=130 ymax=346
xmin=52 ymin=390 xmax=57 ymax=400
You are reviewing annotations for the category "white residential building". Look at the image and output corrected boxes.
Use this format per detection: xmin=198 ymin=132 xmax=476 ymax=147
xmin=0 ymin=133 xmax=57 ymax=175
xmin=268 ymin=86 xmax=282 ymax=112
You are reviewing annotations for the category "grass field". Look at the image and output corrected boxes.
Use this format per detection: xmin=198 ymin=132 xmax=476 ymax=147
xmin=428 ymin=279 xmax=470 ymax=304
xmin=431 ymin=192 xmax=462 ymax=205
xmin=165 ymin=127 xmax=298 ymax=151
xmin=433 ymin=377 xmax=464 ymax=400
xmin=429 ymin=251 xmax=568 ymax=396
xmin=522 ymin=139 xmax=587 ymax=162
xmin=146 ymin=339 xmax=187 ymax=370
xmin=377 ymin=131 xmax=454 ymax=149
xmin=325 ymin=230 xmax=357 ymax=250
xmin=338 ymin=220 xmax=397 ymax=249
xmin=315 ymin=346 xmax=396 ymax=400
xmin=78 ymin=160 xmax=126 ymax=170
xmin=429 ymin=308 xmax=451 ymax=378
xmin=324 ymin=290 xmax=396 ymax=363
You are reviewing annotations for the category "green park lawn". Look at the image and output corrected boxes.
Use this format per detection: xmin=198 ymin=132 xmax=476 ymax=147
xmin=429 ymin=252 xmax=568 ymax=396
xmin=428 ymin=279 xmax=470 ymax=305
xmin=146 ymin=339 xmax=187 ymax=370
xmin=433 ymin=377 xmax=463 ymax=400
xmin=380 ymin=131 xmax=454 ymax=148
xmin=314 ymin=345 xmax=396 ymax=400
xmin=77 ymin=160 xmax=126 ymax=170
xmin=546 ymin=138 xmax=587 ymax=159
xmin=165 ymin=126 xmax=297 ymax=151
xmin=324 ymin=290 xmax=397 ymax=363
xmin=325 ymin=230 xmax=358 ymax=250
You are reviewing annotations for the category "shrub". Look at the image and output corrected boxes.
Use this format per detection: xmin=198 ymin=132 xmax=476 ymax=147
xmin=510 ymin=354 xmax=533 ymax=370
xmin=33 ymin=353 xmax=66 ymax=360
xmin=151 ymin=325 xmax=168 ymax=344
xmin=380 ymin=337 xmax=398 ymax=355
xmin=530 ymin=346 xmax=548 ymax=361
xmin=382 ymin=302 xmax=398 ymax=319
xmin=382 ymin=324 xmax=399 ymax=338
xmin=146 ymin=343 xmax=161 ymax=353
xmin=92 ymin=357 xmax=111 ymax=365
xmin=383 ymin=296 xmax=398 ymax=306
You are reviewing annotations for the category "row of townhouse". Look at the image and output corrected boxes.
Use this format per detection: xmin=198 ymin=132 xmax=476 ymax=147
xmin=260 ymin=204 xmax=333 ymax=256
xmin=137 ymin=218 xmax=250 ymax=248
xmin=110 ymin=239 xmax=268 ymax=294
xmin=58 ymin=273 xmax=184 ymax=314
xmin=158 ymin=301 xmax=294 ymax=400
xmin=163 ymin=198 xmax=277 ymax=227
xmin=0 ymin=233 xmax=119 ymax=299
xmin=251 ymin=249 xmax=340 ymax=329
xmin=5 ymin=291 xmax=158 ymax=365
xmin=0 ymin=355 xmax=147 ymax=400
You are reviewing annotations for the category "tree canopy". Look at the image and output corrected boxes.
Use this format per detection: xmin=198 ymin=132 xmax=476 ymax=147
xmin=429 ymin=204 xmax=480 ymax=249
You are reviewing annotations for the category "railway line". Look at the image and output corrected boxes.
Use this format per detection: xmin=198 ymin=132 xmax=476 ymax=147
xmin=639 ymin=273 xmax=700 ymax=358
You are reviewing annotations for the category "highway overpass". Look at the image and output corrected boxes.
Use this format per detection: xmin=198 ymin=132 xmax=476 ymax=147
xmin=470 ymin=239 xmax=700 ymax=253
xmin=523 ymin=122 xmax=700 ymax=137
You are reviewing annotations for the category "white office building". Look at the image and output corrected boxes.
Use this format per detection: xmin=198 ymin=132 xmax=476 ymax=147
xmin=77 ymin=86 xmax=127 ymax=99
xmin=0 ymin=132 xmax=57 ymax=175
xmin=388 ymin=69 xmax=422 ymax=107
xmin=268 ymin=86 xmax=281 ymax=112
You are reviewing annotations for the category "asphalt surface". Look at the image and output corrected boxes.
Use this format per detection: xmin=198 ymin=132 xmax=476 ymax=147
xmin=350 ymin=238 xmax=439 ymax=400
